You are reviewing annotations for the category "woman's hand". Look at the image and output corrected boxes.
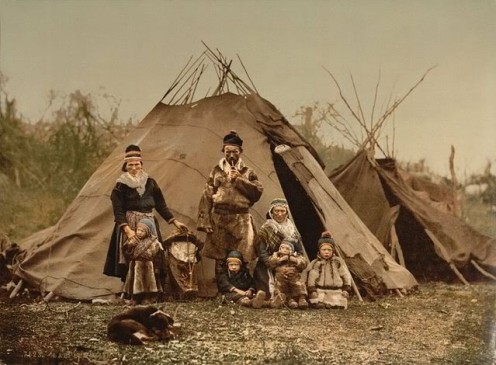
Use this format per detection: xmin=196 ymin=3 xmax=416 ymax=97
xmin=123 ymin=225 xmax=136 ymax=239
xmin=126 ymin=236 xmax=138 ymax=246
xmin=173 ymin=219 xmax=188 ymax=232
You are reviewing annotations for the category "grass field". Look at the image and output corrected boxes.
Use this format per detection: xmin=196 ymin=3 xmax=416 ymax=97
xmin=0 ymin=282 xmax=494 ymax=365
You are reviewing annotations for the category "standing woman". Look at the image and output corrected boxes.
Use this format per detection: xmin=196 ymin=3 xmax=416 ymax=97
xmin=253 ymin=198 xmax=305 ymax=300
xmin=104 ymin=144 xmax=187 ymax=296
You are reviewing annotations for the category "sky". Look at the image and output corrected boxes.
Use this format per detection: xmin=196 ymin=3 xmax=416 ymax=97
xmin=0 ymin=0 xmax=495 ymax=178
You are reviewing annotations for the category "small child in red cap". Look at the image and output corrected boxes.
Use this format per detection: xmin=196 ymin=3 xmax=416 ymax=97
xmin=306 ymin=232 xmax=352 ymax=309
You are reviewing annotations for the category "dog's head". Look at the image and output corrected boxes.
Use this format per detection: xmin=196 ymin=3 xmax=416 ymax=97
xmin=150 ymin=310 xmax=174 ymax=331
xmin=149 ymin=310 xmax=175 ymax=340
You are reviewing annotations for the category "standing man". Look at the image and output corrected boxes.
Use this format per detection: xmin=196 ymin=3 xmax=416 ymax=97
xmin=197 ymin=130 xmax=263 ymax=267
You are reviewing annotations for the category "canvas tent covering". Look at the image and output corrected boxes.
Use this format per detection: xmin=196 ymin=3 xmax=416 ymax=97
xmin=12 ymin=51 xmax=418 ymax=300
xmin=329 ymin=149 xmax=496 ymax=281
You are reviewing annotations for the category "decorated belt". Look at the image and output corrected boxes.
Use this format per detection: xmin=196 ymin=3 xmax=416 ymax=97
xmin=316 ymin=285 xmax=341 ymax=290
xmin=213 ymin=206 xmax=249 ymax=215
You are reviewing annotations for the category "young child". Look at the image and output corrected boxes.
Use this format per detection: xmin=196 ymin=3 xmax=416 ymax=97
xmin=122 ymin=218 xmax=164 ymax=305
xmin=216 ymin=250 xmax=266 ymax=308
xmin=268 ymin=239 xmax=308 ymax=309
xmin=306 ymin=231 xmax=352 ymax=309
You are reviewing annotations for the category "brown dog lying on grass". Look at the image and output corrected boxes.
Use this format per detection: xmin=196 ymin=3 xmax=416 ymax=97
xmin=107 ymin=305 xmax=176 ymax=345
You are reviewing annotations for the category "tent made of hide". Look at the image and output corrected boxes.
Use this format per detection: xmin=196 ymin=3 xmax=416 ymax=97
xmin=329 ymin=149 xmax=496 ymax=282
xmin=13 ymin=52 xmax=417 ymax=300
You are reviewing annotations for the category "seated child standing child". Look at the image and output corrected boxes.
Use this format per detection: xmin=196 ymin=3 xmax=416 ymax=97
xmin=217 ymin=250 xmax=266 ymax=308
xmin=306 ymin=231 xmax=352 ymax=309
xmin=268 ymin=239 xmax=309 ymax=309
xmin=122 ymin=218 xmax=165 ymax=305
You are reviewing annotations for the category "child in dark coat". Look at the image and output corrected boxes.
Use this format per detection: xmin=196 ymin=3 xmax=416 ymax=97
xmin=217 ymin=250 xmax=266 ymax=308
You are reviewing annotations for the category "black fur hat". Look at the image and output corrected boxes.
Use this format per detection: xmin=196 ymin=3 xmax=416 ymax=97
xmin=222 ymin=130 xmax=243 ymax=149
xmin=226 ymin=250 xmax=244 ymax=265
xmin=318 ymin=231 xmax=335 ymax=249
xmin=125 ymin=144 xmax=142 ymax=156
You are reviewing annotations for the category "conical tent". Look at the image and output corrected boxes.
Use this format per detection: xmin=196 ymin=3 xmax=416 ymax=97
xmin=329 ymin=149 xmax=496 ymax=281
xmin=13 ymin=51 xmax=418 ymax=300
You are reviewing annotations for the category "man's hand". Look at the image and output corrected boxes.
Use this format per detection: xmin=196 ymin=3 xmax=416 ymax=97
xmin=228 ymin=169 xmax=240 ymax=181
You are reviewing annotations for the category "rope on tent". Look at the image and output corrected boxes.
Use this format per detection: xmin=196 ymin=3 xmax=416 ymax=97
xmin=424 ymin=229 xmax=470 ymax=286
xmin=470 ymin=260 xmax=496 ymax=281
xmin=9 ymin=279 xmax=23 ymax=298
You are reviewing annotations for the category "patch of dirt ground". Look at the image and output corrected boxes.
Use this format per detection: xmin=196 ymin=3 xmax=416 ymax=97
xmin=0 ymin=282 xmax=494 ymax=365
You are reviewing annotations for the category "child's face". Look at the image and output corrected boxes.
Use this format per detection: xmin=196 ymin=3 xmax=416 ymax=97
xmin=136 ymin=226 xmax=147 ymax=239
xmin=228 ymin=262 xmax=241 ymax=273
xmin=279 ymin=244 xmax=291 ymax=255
xmin=319 ymin=245 xmax=333 ymax=259
xmin=272 ymin=206 xmax=288 ymax=223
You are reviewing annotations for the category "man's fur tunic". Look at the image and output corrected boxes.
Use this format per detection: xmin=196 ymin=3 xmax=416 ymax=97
xmin=197 ymin=158 xmax=263 ymax=261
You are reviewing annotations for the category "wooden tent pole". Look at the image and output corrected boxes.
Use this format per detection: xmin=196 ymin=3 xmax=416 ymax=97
xmin=449 ymin=145 xmax=461 ymax=218
xmin=390 ymin=225 xmax=406 ymax=267
xmin=471 ymin=260 xmax=496 ymax=281
xmin=424 ymin=229 xmax=470 ymax=286
xmin=333 ymin=244 xmax=363 ymax=302
xmin=449 ymin=263 xmax=470 ymax=286
xmin=9 ymin=279 xmax=23 ymax=299
xmin=349 ymin=273 xmax=363 ymax=302
xmin=43 ymin=291 xmax=55 ymax=302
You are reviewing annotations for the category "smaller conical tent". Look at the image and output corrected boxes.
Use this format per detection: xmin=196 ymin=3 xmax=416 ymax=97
xmin=13 ymin=48 xmax=417 ymax=300
xmin=329 ymin=149 xmax=496 ymax=281
xmin=316 ymin=66 xmax=495 ymax=283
